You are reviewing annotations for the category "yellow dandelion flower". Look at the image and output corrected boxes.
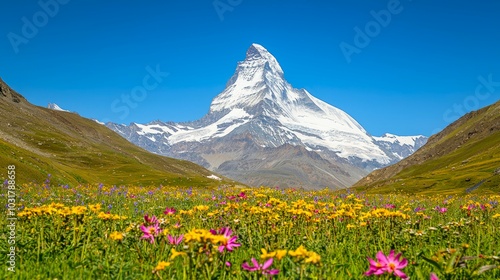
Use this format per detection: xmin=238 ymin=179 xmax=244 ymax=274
xmin=109 ymin=231 xmax=124 ymax=241
xmin=194 ymin=205 xmax=210 ymax=211
xmin=154 ymin=261 xmax=171 ymax=271
xmin=89 ymin=204 xmax=101 ymax=212
xmin=304 ymin=252 xmax=321 ymax=264
xmin=170 ymin=248 xmax=187 ymax=260
xmin=261 ymin=249 xmax=277 ymax=259
xmin=288 ymin=245 xmax=309 ymax=257
xmin=275 ymin=250 xmax=288 ymax=260
xmin=71 ymin=206 xmax=87 ymax=215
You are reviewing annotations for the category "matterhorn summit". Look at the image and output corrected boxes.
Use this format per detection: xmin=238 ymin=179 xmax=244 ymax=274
xmin=206 ymin=43 xmax=390 ymax=164
xmin=107 ymin=44 xmax=427 ymax=189
xmin=209 ymin=43 xmax=286 ymax=112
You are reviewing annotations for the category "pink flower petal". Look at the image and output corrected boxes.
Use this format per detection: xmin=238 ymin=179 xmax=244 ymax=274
xmin=430 ymin=273 xmax=440 ymax=280
xmin=265 ymin=269 xmax=280 ymax=275
xmin=251 ymin=258 xmax=260 ymax=268
xmin=367 ymin=257 xmax=379 ymax=267
xmin=376 ymin=251 xmax=389 ymax=265
xmin=262 ymin=258 xmax=274 ymax=270
xmin=242 ymin=262 xmax=257 ymax=271
xmin=394 ymin=270 xmax=408 ymax=279
xmin=397 ymin=258 xmax=408 ymax=268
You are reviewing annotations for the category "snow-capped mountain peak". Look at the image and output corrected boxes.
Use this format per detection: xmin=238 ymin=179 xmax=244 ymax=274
xmin=208 ymin=44 xmax=379 ymax=162
xmin=209 ymin=43 xmax=288 ymax=112
xmin=373 ymin=133 xmax=428 ymax=160
xmin=107 ymin=44 xmax=428 ymax=189
xmin=373 ymin=133 xmax=427 ymax=147
xmin=47 ymin=103 xmax=69 ymax=112
xmin=245 ymin=43 xmax=284 ymax=75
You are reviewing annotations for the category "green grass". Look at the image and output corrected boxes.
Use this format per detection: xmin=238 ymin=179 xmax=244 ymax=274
xmin=0 ymin=183 xmax=499 ymax=279
xmin=355 ymin=101 xmax=500 ymax=195
xmin=356 ymin=132 xmax=500 ymax=195
xmin=0 ymin=100 xmax=233 ymax=188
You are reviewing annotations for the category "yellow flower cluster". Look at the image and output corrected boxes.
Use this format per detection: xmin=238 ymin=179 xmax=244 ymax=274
xmin=109 ymin=231 xmax=124 ymax=241
xmin=287 ymin=208 xmax=313 ymax=217
xmin=179 ymin=209 xmax=194 ymax=216
xmin=266 ymin=197 xmax=288 ymax=209
xmin=261 ymin=245 xmax=321 ymax=264
xmin=359 ymin=208 xmax=410 ymax=220
xmin=154 ymin=261 xmax=171 ymax=271
xmin=169 ymin=248 xmax=187 ymax=260
xmin=97 ymin=212 xmax=128 ymax=220
xmin=183 ymin=229 xmax=226 ymax=246
xmin=288 ymin=245 xmax=321 ymax=264
xmin=17 ymin=203 xmax=101 ymax=218
xmin=261 ymin=249 xmax=288 ymax=260
xmin=193 ymin=205 xmax=210 ymax=211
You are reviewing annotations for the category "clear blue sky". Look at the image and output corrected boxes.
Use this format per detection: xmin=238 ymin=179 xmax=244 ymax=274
xmin=1 ymin=0 xmax=499 ymax=136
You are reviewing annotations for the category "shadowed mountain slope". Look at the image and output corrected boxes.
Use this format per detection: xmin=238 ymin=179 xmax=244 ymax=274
xmin=353 ymin=100 xmax=500 ymax=195
xmin=0 ymin=78 xmax=231 ymax=187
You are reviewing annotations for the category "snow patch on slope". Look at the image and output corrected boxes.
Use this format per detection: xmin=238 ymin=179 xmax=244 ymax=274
xmin=168 ymin=108 xmax=252 ymax=143
xmin=207 ymin=174 xmax=222 ymax=181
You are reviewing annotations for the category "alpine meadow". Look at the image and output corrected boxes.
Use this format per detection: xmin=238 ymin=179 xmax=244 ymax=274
xmin=1 ymin=1 xmax=500 ymax=279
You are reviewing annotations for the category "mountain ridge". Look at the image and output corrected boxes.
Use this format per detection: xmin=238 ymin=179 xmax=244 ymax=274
xmin=107 ymin=44 xmax=427 ymax=189
xmin=0 ymin=78 xmax=231 ymax=187
xmin=353 ymin=100 xmax=500 ymax=194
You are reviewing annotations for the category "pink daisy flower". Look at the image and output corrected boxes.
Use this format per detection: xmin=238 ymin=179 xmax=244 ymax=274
xmin=167 ymin=234 xmax=184 ymax=245
xmin=365 ymin=250 xmax=408 ymax=279
xmin=210 ymin=227 xmax=241 ymax=253
xmin=140 ymin=223 xmax=161 ymax=243
xmin=242 ymin=258 xmax=279 ymax=276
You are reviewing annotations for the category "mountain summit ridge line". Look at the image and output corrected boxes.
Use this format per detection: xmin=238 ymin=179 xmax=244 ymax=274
xmin=107 ymin=44 xmax=427 ymax=189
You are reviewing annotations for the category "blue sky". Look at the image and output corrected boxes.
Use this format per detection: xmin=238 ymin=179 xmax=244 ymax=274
xmin=1 ymin=0 xmax=499 ymax=136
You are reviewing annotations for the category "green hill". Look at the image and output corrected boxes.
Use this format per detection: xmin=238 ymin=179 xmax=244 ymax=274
xmin=0 ymin=78 xmax=233 ymax=187
xmin=353 ymin=100 xmax=500 ymax=195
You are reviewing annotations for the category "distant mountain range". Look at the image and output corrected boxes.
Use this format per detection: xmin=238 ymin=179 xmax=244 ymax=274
xmin=107 ymin=44 xmax=427 ymax=189
xmin=354 ymin=100 xmax=500 ymax=194
xmin=0 ymin=78 xmax=230 ymax=187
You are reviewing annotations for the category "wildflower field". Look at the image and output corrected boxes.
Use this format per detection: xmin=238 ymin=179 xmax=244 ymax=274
xmin=1 ymin=181 xmax=500 ymax=279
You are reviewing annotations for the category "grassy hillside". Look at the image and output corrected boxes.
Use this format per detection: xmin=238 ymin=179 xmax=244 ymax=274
xmin=0 ymin=78 xmax=233 ymax=187
xmin=354 ymin=100 xmax=500 ymax=195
